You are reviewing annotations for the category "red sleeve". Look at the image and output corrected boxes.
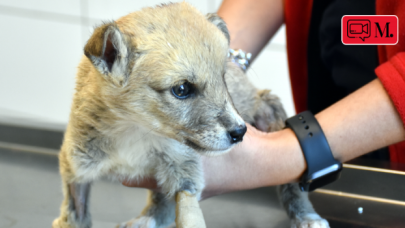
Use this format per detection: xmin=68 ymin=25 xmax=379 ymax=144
xmin=375 ymin=52 xmax=405 ymax=128
xmin=376 ymin=0 xmax=405 ymax=162
xmin=375 ymin=53 xmax=405 ymax=163
xmin=284 ymin=0 xmax=313 ymax=113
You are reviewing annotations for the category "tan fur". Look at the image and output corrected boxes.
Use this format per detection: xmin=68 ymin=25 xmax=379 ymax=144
xmin=53 ymin=2 xmax=328 ymax=228
xmin=53 ymin=3 xmax=241 ymax=228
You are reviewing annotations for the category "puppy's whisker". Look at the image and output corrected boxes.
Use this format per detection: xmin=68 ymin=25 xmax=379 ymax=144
xmin=246 ymin=66 xmax=260 ymax=81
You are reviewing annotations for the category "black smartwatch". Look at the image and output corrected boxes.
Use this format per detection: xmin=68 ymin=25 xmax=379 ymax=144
xmin=285 ymin=111 xmax=342 ymax=192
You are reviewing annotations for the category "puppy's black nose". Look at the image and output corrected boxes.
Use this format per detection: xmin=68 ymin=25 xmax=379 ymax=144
xmin=229 ymin=125 xmax=247 ymax=144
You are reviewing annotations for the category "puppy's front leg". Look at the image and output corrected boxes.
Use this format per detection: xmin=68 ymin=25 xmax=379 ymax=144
xmin=117 ymin=190 xmax=176 ymax=228
xmin=117 ymin=189 xmax=206 ymax=228
xmin=170 ymin=158 xmax=206 ymax=228
xmin=118 ymin=153 xmax=204 ymax=228
xmin=156 ymin=153 xmax=205 ymax=228
xmin=175 ymin=191 xmax=206 ymax=228
xmin=53 ymin=182 xmax=92 ymax=228
xmin=278 ymin=183 xmax=329 ymax=228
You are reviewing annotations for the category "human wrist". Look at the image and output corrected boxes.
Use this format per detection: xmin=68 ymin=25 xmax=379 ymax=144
xmin=201 ymin=125 xmax=307 ymax=199
xmin=248 ymin=128 xmax=307 ymax=187
xmin=267 ymin=128 xmax=307 ymax=184
xmin=227 ymin=126 xmax=306 ymax=187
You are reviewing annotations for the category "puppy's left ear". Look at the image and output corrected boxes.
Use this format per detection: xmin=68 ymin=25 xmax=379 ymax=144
xmin=84 ymin=22 xmax=130 ymax=87
xmin=206 ymin=13 xmax=230 ymax=44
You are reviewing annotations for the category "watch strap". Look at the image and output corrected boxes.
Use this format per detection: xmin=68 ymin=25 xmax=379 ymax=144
xmin=285 ymin=111 xmax=342 ymax=191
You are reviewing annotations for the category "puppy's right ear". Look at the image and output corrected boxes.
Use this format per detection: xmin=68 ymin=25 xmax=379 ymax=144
xmin=84 ymin=22 xmax=130 ymax=86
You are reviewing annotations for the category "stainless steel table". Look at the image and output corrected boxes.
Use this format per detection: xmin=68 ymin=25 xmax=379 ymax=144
xmin=1 ymin=123 xmax=405 ymax=228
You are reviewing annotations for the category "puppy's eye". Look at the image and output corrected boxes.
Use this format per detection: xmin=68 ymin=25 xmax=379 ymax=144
xmin=172 ymin=82 xmax=193 ymax=99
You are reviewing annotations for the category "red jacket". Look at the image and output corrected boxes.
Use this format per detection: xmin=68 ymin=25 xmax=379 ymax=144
xmin=285 ymin=0 xmax=405 ymax=162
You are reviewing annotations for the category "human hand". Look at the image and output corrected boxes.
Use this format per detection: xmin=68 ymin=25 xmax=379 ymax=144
xmin=121 ymin=177 xmax=159 ymax=191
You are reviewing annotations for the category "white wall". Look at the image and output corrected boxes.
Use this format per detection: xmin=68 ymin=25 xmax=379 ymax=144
xmin=0 ymin=0 xmax=294 ymax=130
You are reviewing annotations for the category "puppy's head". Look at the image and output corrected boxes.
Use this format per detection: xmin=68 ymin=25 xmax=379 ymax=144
xmin=83 ymin=2 xmax=246 ymax=155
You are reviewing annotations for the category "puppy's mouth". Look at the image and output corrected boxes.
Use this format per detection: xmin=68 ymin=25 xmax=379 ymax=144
xmin=185 ymin=139 xmax=206 ymax=152
xmin=185 ymin=139 xmax=233 ymax=155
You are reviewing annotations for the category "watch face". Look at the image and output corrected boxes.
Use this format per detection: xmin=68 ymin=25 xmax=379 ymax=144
xmin=300 ymin=164 xmax=343 ymax=191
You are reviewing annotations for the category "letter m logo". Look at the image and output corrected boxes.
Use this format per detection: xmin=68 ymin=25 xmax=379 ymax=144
xmin=342 ymin=15 xmax=398 ymax=45
xmin=375 ymin=22 xmax=393 ymax=38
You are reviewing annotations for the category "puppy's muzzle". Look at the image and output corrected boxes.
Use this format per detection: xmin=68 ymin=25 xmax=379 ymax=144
xmin=228 ymin=124 xmax=247 ymax=144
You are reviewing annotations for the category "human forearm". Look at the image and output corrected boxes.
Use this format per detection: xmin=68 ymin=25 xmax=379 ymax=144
xmin=202 ymin=78 xmax=405 ymax=198
xmin=316 ymin=78 xmax=405 ymax=162
xmin=217 ymin=0 xmax=284 ymax=60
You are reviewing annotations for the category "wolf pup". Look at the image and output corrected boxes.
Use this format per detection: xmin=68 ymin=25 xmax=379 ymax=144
xmin=53 ymin=2 xmax=328 ymax=228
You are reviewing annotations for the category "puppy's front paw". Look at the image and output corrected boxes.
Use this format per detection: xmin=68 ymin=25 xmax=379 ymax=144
xmin=116 ymin=217 xmax=156 ymax=228
xmin=52 ymin=218 xmax=68 ymax=228
xmin=52 ymin=216 xmax=91 ymax=228
xmin=291 ymin=213 xmax=330 ymax=228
